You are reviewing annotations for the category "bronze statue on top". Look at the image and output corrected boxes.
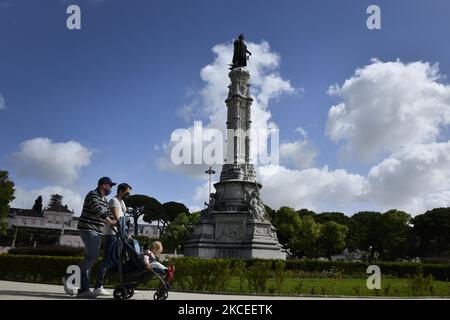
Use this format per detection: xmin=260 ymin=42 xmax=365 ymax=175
xmin=229 ymin=33 xmax=252 ymax=70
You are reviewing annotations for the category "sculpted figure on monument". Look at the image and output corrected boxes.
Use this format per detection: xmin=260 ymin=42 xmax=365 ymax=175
xmin=208 ymin=192 xmax=216 ymax=208
xmin=200 ymin=193 xmax=216 ymax=221
xmin=230 ymin=33 xmax=252 ymax=70
xmin=246 ymin=189 xmax=267 ymax=221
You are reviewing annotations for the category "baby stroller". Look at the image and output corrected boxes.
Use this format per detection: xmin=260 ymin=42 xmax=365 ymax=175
xmin=109 ymin=215 xmax=173 ymax=300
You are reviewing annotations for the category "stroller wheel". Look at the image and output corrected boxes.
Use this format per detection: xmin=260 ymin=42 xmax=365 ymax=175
xmin=126 ymin=288 xmax=134 ymax=299
xmin=153 ymin=289 xmax=168 ymax=301
xmin=113 ymin=287 xmax=127 ymax=300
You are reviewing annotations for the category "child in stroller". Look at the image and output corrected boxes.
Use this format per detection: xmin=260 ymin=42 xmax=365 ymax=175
xmin=112 ymin=217 xmax=175 ymax=300
xmin=142 ymin=241 xmax=175 ymax=282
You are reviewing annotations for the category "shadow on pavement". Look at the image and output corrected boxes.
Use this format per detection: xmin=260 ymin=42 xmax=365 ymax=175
xmin=0 ymin=290 xmax=79 ymax=300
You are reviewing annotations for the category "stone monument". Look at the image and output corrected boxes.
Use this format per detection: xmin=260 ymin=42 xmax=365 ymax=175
xmin=184 ymin=34 xmax=286 ymax=260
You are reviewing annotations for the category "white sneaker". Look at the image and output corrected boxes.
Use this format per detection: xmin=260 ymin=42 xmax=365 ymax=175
xmin=93 ymin=286 xmax=112 ymax=296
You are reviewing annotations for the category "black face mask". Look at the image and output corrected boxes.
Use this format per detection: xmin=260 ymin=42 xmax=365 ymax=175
xmin=104 ymin=188 xmax=112 ymax=196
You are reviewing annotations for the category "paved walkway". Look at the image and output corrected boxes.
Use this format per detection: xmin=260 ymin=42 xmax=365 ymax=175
xmin=1 ymin=280 xmax=448 ymax=300
xmin=0 ymin=280 xmax=313 ymax=300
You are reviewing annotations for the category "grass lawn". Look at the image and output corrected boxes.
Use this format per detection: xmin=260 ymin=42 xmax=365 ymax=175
xmin=143 ymin=275 xmax=450 ymax=297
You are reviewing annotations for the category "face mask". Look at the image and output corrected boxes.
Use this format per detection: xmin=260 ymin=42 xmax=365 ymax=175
xmin=105 ymin=188 xmax=112 ymax=196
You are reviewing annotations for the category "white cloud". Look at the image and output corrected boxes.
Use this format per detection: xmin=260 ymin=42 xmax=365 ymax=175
xmin=157 ymin=160 xmax=223 ymax=180
xmin=279 ymin=127 xmax=318 ymax=170
xmin=176 ymin=99 xmax=202 ymax=122
xmin=258 ymin=141 xmax=450 ymax=215
xmin=157 ymin=41 xmax=296 ymax=177
xmin=365 ymin=142 xmax=450 ymax=214
xmin=326 ymin=59 xmax=450 ymax=162
xmin=11 ymin=138 xmax=93 ymax=186
xmin=193 ymin=180 xmax=217 ymax=206
xmin=295 ymin=127 xmax=308 ymax=139
xmin=257 ymin=164 xmax=366 ymax=213
xmin=0 ymin=94 xmax=5 ymax=110
xmin=12 ymin=185 xmax=84 ymax=215
xmin=188 ymin=205 xmax=203 ymax=213
xmin=279 ymin=140 xmax=317 ymax=170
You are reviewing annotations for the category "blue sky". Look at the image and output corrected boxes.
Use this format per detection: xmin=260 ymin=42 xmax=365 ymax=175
xmin=2 ymin=0 xmax=450 ymax=216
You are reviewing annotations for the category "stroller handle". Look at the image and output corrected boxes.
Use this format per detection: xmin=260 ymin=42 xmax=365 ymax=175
xmin=110 ymin=216 xmax=130 ymax=240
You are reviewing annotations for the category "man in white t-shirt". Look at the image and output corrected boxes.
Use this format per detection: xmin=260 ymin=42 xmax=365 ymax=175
xmin=94 ymin=183 xmax=132 ymax=296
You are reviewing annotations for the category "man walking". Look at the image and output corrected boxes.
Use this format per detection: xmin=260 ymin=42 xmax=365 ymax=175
xmin=76 ymin=176 xmax=117 ymax=298
xmin=94 ymin=183 xmax=132 ymax=296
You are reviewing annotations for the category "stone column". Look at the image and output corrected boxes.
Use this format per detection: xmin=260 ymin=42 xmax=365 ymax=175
xmin=225 ymin=67 xmax=252 ymax=167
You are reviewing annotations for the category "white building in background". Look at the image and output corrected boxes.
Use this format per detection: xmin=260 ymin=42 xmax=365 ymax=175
xmin=7 ymin=207 xmax=160 ymax=248
xmin=128 ymin=222 xmax=160 ymax=238
xmin=330 ymin=248 xmax=365 ymax=261
xmin=7 ymin=208 xmax=45 ymax=228
xmin=43 ymin=209 xmax=74 ymax=227
xmin=7 ymin=207 xmax=84 ymax=248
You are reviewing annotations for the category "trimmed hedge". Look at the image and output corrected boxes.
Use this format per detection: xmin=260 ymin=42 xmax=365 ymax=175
xmin=0 ymin=254 xmax=83 ymax=284
xmin=166 ymin=257 xmax=450 ymax=288
xmin=283 ymin=259 xmax=450 ymax=281
xmin=285 ymin=259 xmax=367 ymax=274
xmin=0 ymin=255 xmax=449 ymax=287
xmin=8 ymin=246 xmax=85 ymax=257
xmin=380 ymin=262 xmax=450 ymax=281
xmin=167 ymin=257 xmax=232 ymax=291
xmin=0 ymin=255 xmax=112 ymax=285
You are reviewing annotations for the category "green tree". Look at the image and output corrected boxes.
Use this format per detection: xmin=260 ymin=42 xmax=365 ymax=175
xmin=296 ymin=215 xmax=322 ymax=258
xmin=319 ymin=221 xmax=349 ymax=258
xmin=0 ymin=170 xmax=15 ymax=236
xmin=296 ymin=208 xmax=316 ymax=217
xmin=270 ymin=206 xmax=297 ymax=249
xmin=411 ymin=208 xmax=450 ymax=258
xmin=126 ymin=194 xmax=166 ymax=234
xmin=47 ymin=194 xmax=65 ymax=212
xmin=351 ymin=210 xmax=412 ymax=260
xmin=272 ymin=207 xmax=321 ymax=258
xmin=351 ymin=211 xmax=383 ymax=256
xmin=315 ymin=211 xmax=365 ymax=250
xmin=162 ymin=201 xmax=190 ymax=222
xmin=125 ymin=195 xmax=189 ymax=237
xmin=161 ymin=211 xmax=200 ymax=252
xmin=380 ymin=209 xmax=412 ymax=260
xmin=314 ymin=211 xmax=348 ymax=225
xmin=344 ymin=219 xmax=367 ymax=251
xmin=127 ymin=206 xmax=145 ymax=236
xmin=32 ymin=196 xmax=43 ymax=215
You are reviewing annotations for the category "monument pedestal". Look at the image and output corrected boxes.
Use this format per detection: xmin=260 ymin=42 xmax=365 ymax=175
xmin=184 ymin=212 xmax=285 ymax=259
xmin=184 ymin=179 xmax=286 ymax=260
